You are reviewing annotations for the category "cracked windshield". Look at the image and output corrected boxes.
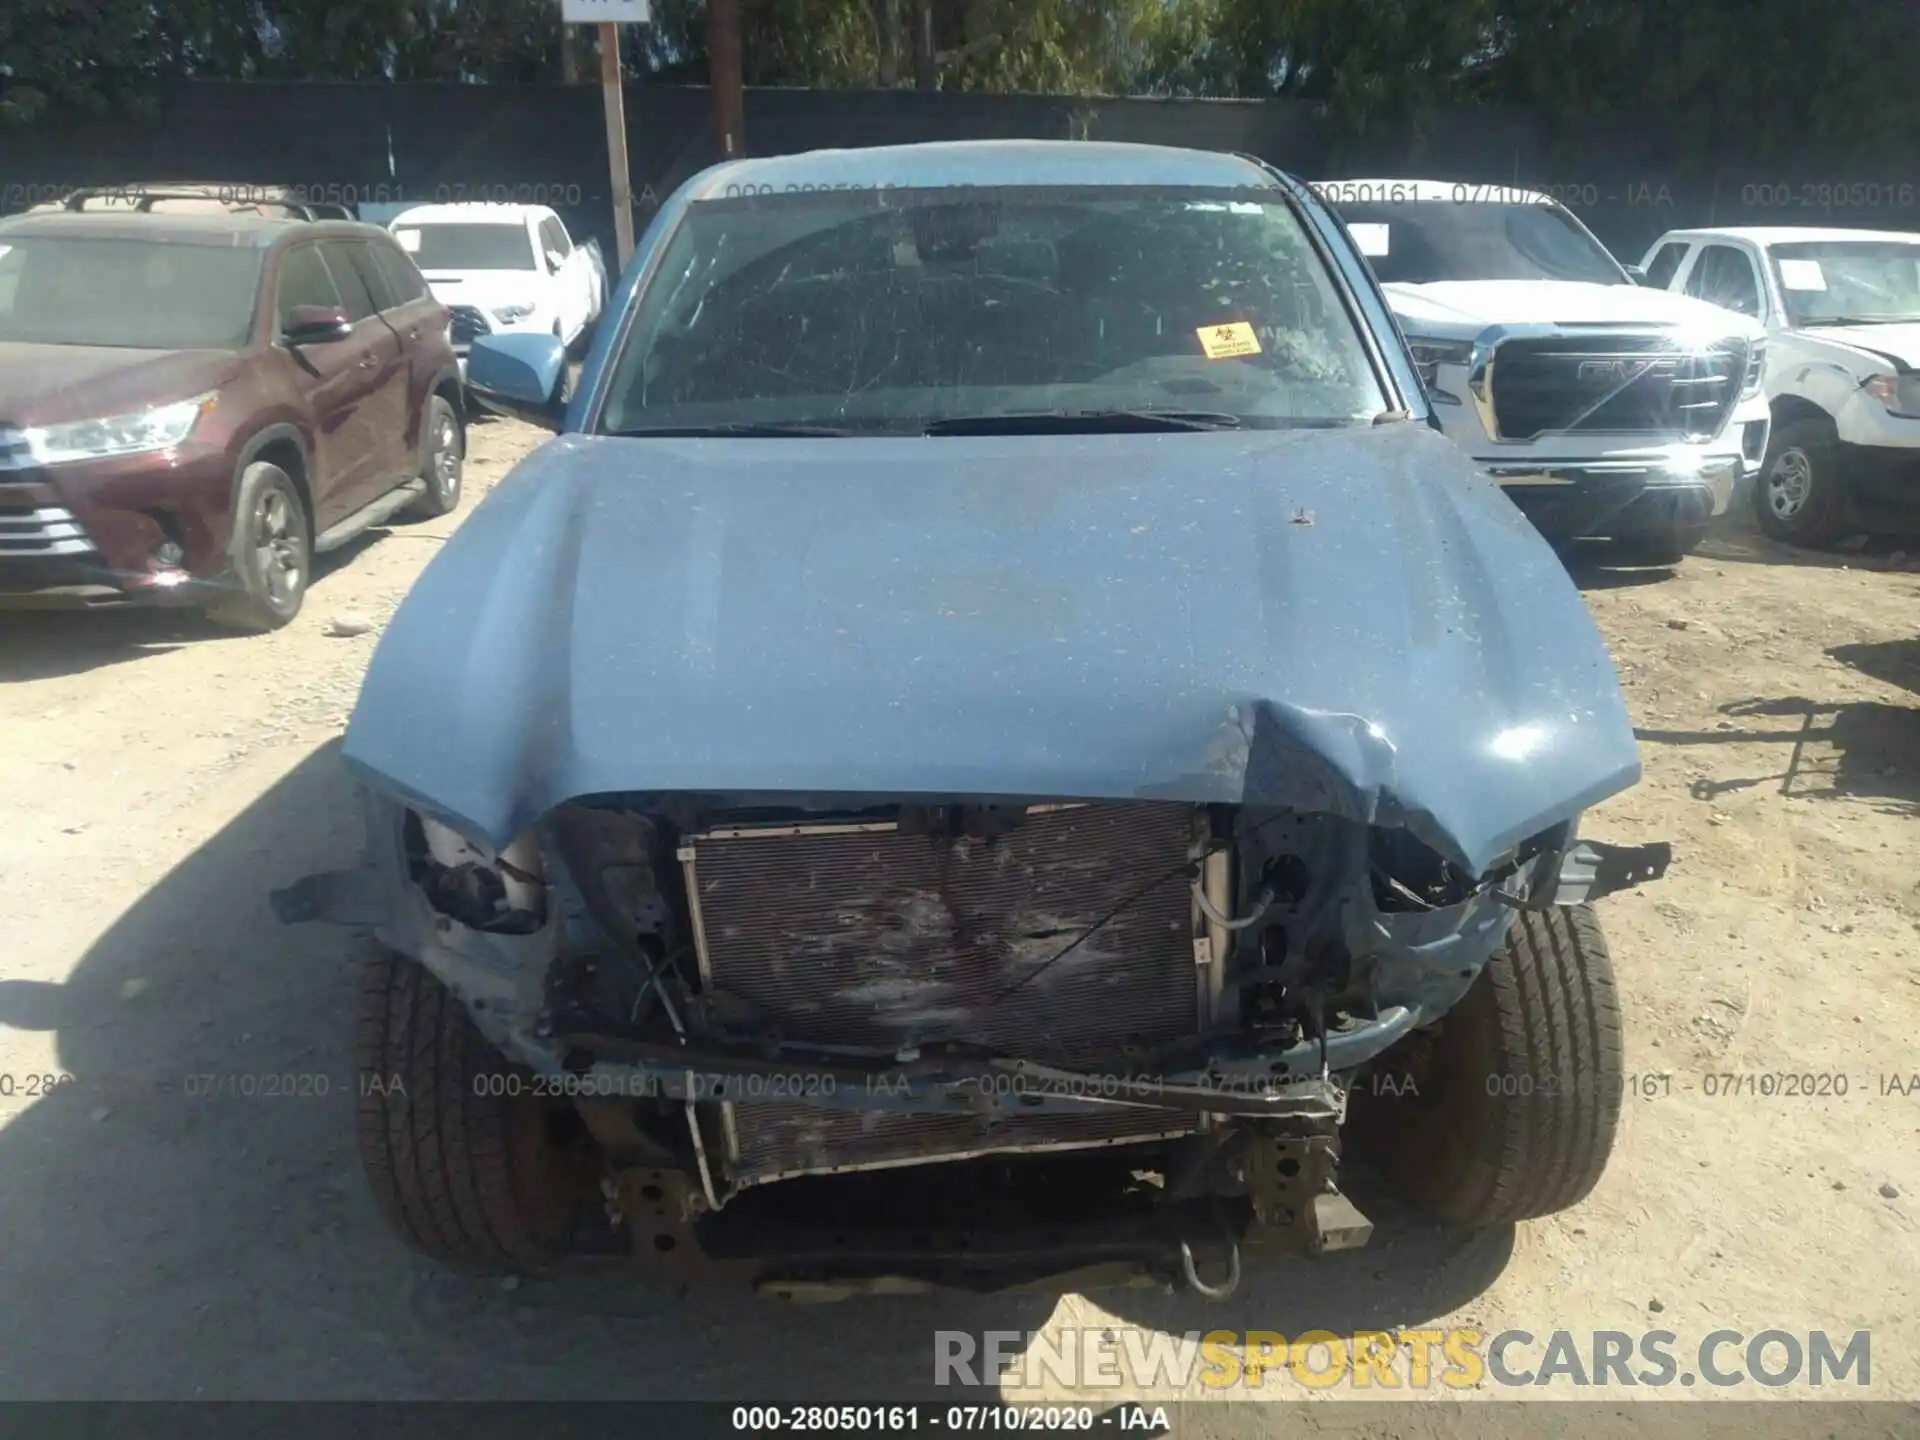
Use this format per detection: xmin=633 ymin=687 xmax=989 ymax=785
xmin=1771 ymin=239 xmax=1920 ymax=325
xmin=602 ymin=188 xmax=1383 ymax=433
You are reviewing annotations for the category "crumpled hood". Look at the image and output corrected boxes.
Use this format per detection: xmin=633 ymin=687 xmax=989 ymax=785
xmin=343 ymin=424 xmax=1640 ymax=876
xmin=1800 ymin=321 xmax=1920 ymax=371
xmin=1384 ymin=279 xmax=1763 ymax=340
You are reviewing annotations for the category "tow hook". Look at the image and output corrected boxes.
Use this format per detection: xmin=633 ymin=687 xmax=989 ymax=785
xmin=1177 ymin=1229 xmax=1243 ymax=1301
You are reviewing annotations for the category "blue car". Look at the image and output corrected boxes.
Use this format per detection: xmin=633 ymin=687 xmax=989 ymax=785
xmin=277 ymin=141 xmax=1668 ymax=1296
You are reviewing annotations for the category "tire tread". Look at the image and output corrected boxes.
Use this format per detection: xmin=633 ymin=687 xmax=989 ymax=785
xmin=1351 ymin=903 xmax=1624 ymax=1227
xmin=353 ymin=947 xmax=568 ymax=1267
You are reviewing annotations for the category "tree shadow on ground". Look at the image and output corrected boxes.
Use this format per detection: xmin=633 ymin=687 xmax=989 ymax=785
xmin=1829 ymin=638 xmax=1920 ymax=701
xmin=1635 ymin=696 xmax=1920 ymax=817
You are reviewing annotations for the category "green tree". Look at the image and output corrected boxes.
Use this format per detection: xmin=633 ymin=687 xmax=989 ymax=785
xmin=11 ymin=0 xmax=1920 ymax=164
xmin=1 ymin=0 xmax=180 ymax=122
xmin=1473 ymin=0 xmax=1920 ymax=157
xmin=1140 ymin=0 xmax=1499 ymax=132
xmin=645 ymin=0 xmax=1156 ymax=92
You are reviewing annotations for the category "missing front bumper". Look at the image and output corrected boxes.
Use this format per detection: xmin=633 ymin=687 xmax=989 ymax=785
xmin=608 ymin=1120 xmax=1369 ymax=1300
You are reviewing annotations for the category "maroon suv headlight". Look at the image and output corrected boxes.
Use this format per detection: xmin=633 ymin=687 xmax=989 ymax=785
xmin=24 ymin=392 xmax=216 ymax=464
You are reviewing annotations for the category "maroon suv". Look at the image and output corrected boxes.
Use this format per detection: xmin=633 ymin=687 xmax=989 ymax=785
xmin=0 ymin=206 xmax=463 ymax=629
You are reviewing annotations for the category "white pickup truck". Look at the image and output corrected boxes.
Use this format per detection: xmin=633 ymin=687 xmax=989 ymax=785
xmin=1323 ymin=181 xmax=1772 ymax=563
xmin=388 ymin=203 xmax=607 ymax=370
xmin=1637 ymin=225 xmax=1920 ymax=545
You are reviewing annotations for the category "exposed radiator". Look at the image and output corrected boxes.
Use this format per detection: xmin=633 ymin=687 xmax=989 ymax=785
xmin=681 ymin=802 xmax=1206 ymax=1191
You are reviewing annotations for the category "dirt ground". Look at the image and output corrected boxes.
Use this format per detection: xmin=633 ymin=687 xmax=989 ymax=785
xmin=1 ymin=416 xmax=1916 ymax=1416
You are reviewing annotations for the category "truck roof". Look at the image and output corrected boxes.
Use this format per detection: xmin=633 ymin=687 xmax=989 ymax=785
xmin=685 ymin=140 xmax=1280 ymax=199
xmin=1655 ymin=225 xmax=1920 ymax=247
xmin=389 ymin=203 xmax=548 ymax=226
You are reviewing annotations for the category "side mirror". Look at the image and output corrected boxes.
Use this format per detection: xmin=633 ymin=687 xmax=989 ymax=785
xmin=546 ymin=249 xmax=568 ymax=273
xmin=283 ymin=304 xmax=353 ymax=344
xmin=467 ymin=332 xmax=568 ymax=431
xmin=1623 ymin=265 xmax=1649 ymax=286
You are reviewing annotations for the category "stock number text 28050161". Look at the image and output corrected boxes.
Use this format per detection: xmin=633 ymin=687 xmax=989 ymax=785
xmin=730 ymin=1406 xmax=1123 ymax=1432
xmin=1475 ymin=1069 xmax=1920 ymax=1101
xmin=1742 ymin=181 xmax=1920 ymax=210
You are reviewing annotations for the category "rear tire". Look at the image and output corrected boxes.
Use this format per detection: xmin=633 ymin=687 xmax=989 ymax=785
xmin=355 ymin=946 xmax=592 ymax=1269
xmin=1756 ymin=415 xmax=1848 ymax=546
xmin=207 ymin=462 xmax=310 ymax=632
xmin=407 ymin=395 xmax=464 ymax=520
xmin=1347 ymin=904 xmax=1624 ymax=1227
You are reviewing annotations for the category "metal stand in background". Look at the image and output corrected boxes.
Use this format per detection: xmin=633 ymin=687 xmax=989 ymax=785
xmin=598 ymin=21 xmax=636 ymax=268
xmin=561 ymin=0 xmax=646 ymax=270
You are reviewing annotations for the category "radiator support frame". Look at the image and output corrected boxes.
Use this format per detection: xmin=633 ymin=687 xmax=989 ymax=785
xmin=676 ymin=802 xmax=1220 ymax=1201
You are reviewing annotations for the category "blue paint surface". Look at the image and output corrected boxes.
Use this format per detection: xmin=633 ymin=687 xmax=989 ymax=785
xmin=343 ymin=141 xmax=1638 ymax=877
xmin=344 ymin=422 xmax=1636 ymax=875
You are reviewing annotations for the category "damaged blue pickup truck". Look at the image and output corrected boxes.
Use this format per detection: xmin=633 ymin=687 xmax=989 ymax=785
xmin=275 ymin=141 xmax=1669 ymax=1299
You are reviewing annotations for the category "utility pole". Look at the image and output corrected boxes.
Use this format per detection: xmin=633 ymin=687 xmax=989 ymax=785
xmin=708 ymin=0 xmax=745 ymax=159
xmin=599 ymin=22 xmax=636 ymax=267
xmin=560 ymin=1 xmax=646 ymax=269
xmin=911 ymin=0 xmax=937 ymax=89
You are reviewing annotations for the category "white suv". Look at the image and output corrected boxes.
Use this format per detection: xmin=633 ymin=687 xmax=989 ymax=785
xmin=1325 ymin=181 xmax=1771 ymax=564
xmin=1639 ymin=225 xmax=1920 ymax=544
xmin=388 ymin=203 xmax=606 ymax=370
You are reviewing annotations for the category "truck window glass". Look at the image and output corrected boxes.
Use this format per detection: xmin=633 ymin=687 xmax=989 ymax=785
xmin=338 ymin=242 xmax=399 ymax=315
xmin=373 ymin=243 xmax=431 ymax=304
xmin=275 ymin=245 xmax=345 ymax=332
xmin=1686 ymin=245 xmax=1761 ymax=317
xmin=0 ymin=236 xmax=262 ymax=350
xmin=1643 ymin=242 xmax=1687 ymax=289
xmin=395 ymin=224 xmax=537 ymax=272
xmin=1767 ymin=239 xmax=1920 ymax=326
xmin=600 ymin=186 xmax=1387 ymax=434
xmin=1330 ymin=200 xmax=1625 ymax=285
xmin=320 ymin=243 xmax=380 ymax=323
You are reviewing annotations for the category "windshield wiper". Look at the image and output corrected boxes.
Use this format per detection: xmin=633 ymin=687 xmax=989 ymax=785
xmin=922 ymin=408 xmax=1244 ymax=436
xmin=609 ymin=421 xmax=875 ymax=438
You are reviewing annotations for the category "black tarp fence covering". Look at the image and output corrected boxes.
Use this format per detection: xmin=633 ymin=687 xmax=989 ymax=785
xmin=4 ymin=81 xmax=1916 ymax=267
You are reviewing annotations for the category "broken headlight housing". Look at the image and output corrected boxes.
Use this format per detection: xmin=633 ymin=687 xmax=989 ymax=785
xmin=408 ymin=811 xmax=546 ymax=931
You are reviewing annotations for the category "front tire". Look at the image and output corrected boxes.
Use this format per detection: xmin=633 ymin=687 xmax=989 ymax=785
xmin=1348 ymin=905 xmax=1624 ymax=1227
xmin=1756 ymin=415 xmax=1848 ymax=545
xmin=355 ymin=947 xmax=593 ymax=1269
xmin=1611 ymin=518 xmax=1709 ymax=567
xmin=207 ymin=462 xmax=310 ymax=632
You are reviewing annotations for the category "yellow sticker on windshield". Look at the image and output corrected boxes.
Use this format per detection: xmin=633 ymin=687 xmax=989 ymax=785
xmin=1197 ymin=321 xmax=1262 ymax=360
